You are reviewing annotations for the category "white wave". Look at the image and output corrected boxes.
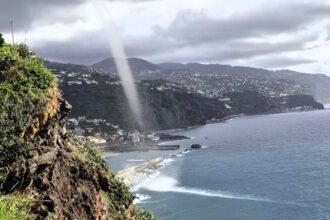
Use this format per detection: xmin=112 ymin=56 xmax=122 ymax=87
xmin=127 ymin=159 xmax=146 ymax=162
xmin=182 ymin=149 xmax=192 ymax=154
xmin=133 ymin=193 xmax=151 ymax=204
xmin=201 ymin=145 xmax=209 ymax=149
xmin=160 ymin=158 xmax=175 ymax=166
xmin=128 ymin=158 xmax=175 ymax=191
xmin=137 ymin=175 xmax=271 ymax=202
xmin=158 ymin=141 xmax=176 ymax=146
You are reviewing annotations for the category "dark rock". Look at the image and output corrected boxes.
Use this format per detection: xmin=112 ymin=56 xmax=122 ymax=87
xmin=59 ymin=99 xmax=72 ymax=120
xmin=191 ymin=144 xmax=202 ymax=149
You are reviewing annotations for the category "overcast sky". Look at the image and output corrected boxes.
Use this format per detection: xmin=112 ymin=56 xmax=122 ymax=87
xmin=1 ymin=0 xmax=330 ymax=74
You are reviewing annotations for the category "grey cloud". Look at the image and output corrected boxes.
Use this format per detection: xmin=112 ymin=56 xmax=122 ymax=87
xmin=121 ymin=3 xmax=330 ymax=63
xmin=123 ymin=28 xmax=319 ymax=63
xmin=155 ymin=4 xmax=330 ymax=45
xmin=17 ymin=1 xmax=330 ymax=67
xmin=171 ymin=38 xmax=314 ymax=63
xmin=252 ymin=56 xmax=316 ymax=68
xmin=32 ymin=21 xmax=319 ymax=65
xmin=33 ymin=31 xmax=110 ymax=65
xmin=0 ymin=0 xmax=85 ymax=32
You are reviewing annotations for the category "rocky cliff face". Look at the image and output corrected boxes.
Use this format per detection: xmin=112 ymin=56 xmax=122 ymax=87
xmin=0 ymin=41 xmax=153 ymax=219
xmin=224 ymin=91 xmax=323 ymax=115
xmin=139 ymin=84 xmax=229 ymax=129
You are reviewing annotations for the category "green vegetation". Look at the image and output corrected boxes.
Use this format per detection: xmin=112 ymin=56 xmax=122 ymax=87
xmin=134 ymin=209 xmax=156 ymax=220
xmin=68 ymin=133 xmax=109 ymax=170
xmin=16 ymin=43 xmax=29 ymax=59
xmin=0 ymin=194 xmax=33 ymax=220
xmin=0 ymin=38 xmax=57 ymax=168
xmin=100 ymin=190 xmax=155 ymax=220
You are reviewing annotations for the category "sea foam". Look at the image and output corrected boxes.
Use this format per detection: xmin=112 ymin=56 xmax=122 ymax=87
xmin=137 ymin=175 xmax=271 ymax=202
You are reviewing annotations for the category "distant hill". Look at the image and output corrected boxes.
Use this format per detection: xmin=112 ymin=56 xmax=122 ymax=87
xmin=157 ymin=62 xmax=330 ymax=103
xmin=92 ymin=57 xmax=160 ymax=73
xmin=91 ymin=57 xmax=330 ymax=103
xmin=158 ymin=62 xmax=272 ymax=77
xmin=275 ymin=70 xmax=330 ymax=104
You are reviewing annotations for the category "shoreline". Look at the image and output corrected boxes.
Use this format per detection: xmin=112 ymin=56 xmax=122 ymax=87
xmin=116 ymin=157 xmax=165 ymax=188
xmin=101 ymin=108 xmax=326 ymax=157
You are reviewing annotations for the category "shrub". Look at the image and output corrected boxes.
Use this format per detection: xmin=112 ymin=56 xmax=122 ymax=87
xmin=16 ymin=43 xmax=29 ymax=59
xmin=0 ymin=44 xmax=19 ymax=71
xmin=0 ymin=34 xmax=4 ymax=47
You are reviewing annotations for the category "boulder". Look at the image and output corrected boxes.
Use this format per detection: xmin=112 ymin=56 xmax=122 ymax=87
xmin=191 ymin=144 xmax=202 ymax=149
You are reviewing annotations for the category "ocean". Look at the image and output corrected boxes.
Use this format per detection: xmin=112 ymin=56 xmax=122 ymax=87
xmin=106 ymin=110 xmax=330 ymax=220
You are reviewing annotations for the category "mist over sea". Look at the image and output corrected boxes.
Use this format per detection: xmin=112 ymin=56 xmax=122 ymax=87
xmin=107 ymin=110 xmax=330 ymax=220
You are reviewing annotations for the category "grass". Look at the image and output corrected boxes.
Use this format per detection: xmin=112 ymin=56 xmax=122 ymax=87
xmin=100 ymin=191 xmax=155 ymax=220
xmin=0 ymin=194 xmax=33 ymax=220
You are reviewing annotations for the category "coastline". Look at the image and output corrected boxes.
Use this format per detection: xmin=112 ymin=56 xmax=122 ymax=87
xmin=107 ymin=109 xmax=330 ymax=206
xmin=101 ymin=107 xmax=325 ymax=156
xmin=101 ymin=108 xmax=326 ymax=160
xmin=116 ymin=157 xmax=165 ymax=188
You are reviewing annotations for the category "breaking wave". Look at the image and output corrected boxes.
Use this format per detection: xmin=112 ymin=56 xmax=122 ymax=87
xmin=133 ymin=193 xmax=151 ymax=204
xmin=127 ymin=159 xmax=146 ymax=162
xmin=136 ymin=175 xmax=271 ymax=202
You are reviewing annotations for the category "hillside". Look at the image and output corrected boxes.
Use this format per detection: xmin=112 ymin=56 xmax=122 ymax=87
xmin=44 ymin=61 xmax=323 ymax=147
xmin=0 ymin=38 xmax=153 ymax=219
xmin=91 ymin=58 xmax=330 ymax=103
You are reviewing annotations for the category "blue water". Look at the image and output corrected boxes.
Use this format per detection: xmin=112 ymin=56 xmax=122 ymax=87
xmin=107 ymin=110 xmax=330 ymax=220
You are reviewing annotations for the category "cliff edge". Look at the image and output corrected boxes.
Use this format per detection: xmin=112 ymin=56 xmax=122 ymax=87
xmin=0 ymin=36 xmax=153 ymax=219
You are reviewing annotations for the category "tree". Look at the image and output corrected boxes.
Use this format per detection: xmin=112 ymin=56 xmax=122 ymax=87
xmin=0 ymin=33 xmax=4 ymax=46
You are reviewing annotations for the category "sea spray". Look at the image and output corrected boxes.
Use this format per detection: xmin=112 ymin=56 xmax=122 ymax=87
xmin=92 ymin=1 xmax=144 ymax=128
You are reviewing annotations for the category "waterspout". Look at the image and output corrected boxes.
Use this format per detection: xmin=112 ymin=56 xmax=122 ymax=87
xmin=93 ymin=2 xmax=144 ymax=129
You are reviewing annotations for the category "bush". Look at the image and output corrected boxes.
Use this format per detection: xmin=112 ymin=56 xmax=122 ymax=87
xmin=0 ymin=44 xmax=19 ymax=71
xmin=16 ymin=43 xmax=29 ymax=59
xmin=0 ymin=34 xmax=4 ymax=46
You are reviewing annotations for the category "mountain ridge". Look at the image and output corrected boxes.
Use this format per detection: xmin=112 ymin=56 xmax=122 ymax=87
xmin=89 ymin=57 xmax=330 ymax=103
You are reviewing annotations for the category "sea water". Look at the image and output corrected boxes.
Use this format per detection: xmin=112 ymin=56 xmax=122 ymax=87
xmin=107 ymin=110 xmax=330 ymax=220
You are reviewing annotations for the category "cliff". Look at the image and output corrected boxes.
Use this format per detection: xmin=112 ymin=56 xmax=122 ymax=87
xmin=224 ymin=91 xmax=323 ymax=115
xmin=0 ymin=40 xmax=153 ymax=219
xmin=56 ymin=69 xmax=229 ymax=131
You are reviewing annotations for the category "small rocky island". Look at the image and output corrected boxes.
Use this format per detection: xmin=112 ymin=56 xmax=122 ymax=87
xmin=191 ymin=144 xmax=202 ymax=149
